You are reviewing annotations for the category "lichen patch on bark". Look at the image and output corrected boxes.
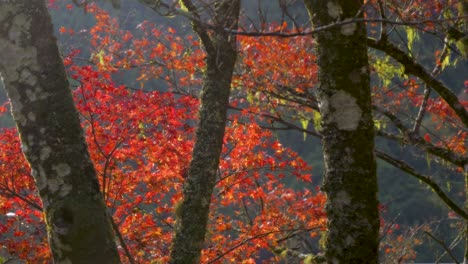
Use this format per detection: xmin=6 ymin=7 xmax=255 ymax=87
xmin=15 ymin=112 xmax=27 ymax=126
xmin=53 ymin=224 xmax=70 ymax=236
xmin=35 ymin=165 xmax=47 ymax=189
xmin=360 ymin=66 xmax=368 ymax=74
xmin=348 ymin=69 xmax=362 ymax=84
xmin=52 ymin=163 xmax=71 ymax=177
xmin=329 ymin=91 xmax=362 ymax=131
xmin=58 ymin=184 xmax=72 ymax=198
xmin=0 ymin=25 xmax=39 ymax=86
xmin=20 ymin=68 xmax=38 ymax=86
xmin=40 ymin=146 xmax=51 ymax=160
xmin=341 ymin=19 xmax=356 ymax=35
xmin=47 ymin=178 xmax=63 ymax=193
xmin=8 ymin=13 xmax=30 ymax=42
xmin=318 ymin=97 xmax=330 ymax=116
xmin=27 ymin=112 xmax=36 ymax=121
xmin=32 ymin=167 xmax=49 ymax=196
xmin=25 ymin=89 xmax=37 ymax=101
xmin=335 ymin=190 xmax=351 ymax=210
xmin=327 ymin=2 xmax=342 ymax=19
xmin=20 ymin=143 xmax=28 ymax=153
xmin=27 ymin=134 xmax=35 ymax=146
xmin=345 ymin=235 xmax=355 ymax=246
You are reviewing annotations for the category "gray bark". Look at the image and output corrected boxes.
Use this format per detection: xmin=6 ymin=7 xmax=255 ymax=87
xmin=0 ymin=1 xmax=120 ymax=263
xmin=168 ymin=1 xmax=240 ymax=263
xmin=304 ymin=0 xmax=380 ymax=263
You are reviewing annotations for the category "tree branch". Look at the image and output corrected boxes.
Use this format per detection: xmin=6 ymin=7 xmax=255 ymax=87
xmin=228 ymin=16 xmax=467 ymax=37
xmin=111 ymin=217 xmax=137 ymax=264
xmin=368 ymin=37 xmax=468 ymax=129
xmin=424 ymin=231 xmax=461 ymax=264
xmin=0 ymin=185 xmax=42 ymax=211
xmin=375 ymin=105 xmax=468 ymax=168
xmin=137 ymin=0 xmax=215 ymax=52
xmin=205 ymin=227 xmax=322 ymax=264
xmin=376 ymin=149 xmax=468 ymax=220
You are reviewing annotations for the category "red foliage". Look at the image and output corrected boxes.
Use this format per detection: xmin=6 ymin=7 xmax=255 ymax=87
xmin=0 ymin=5 xmax=325 ymax=263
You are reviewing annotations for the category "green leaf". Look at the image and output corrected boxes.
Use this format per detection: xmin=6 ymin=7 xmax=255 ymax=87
xmin=406 ymin=27 xmax=419 ymax=53
xmin=374 ymin=119 xmax=382 ymax=130
xmin=440 ymin=52 xmax=451 ymax=70
xmin=304 ymin=255 xmax=315 ymax=264
xmin=373 ymin=119 xmax=387 ymax=130
xmin=443 ymin=7 xmax=454 ymax=20
xmin=312 ymin=110 xmax=322 ymax=132
xmin=373 ymin=56 xmax=405 ymax=87
xmin=138 ymin=122 xmax=146 ymax=139
xmin=455 ymin=38 xmax=468 ymax=58
xmin=300 ymin=118 xmax=309 ymax=140
xmin=246 ymin=92 xmax=255 ymax=104
xmin=425 ymin=152 xmax=431 ymax=169
xmin=91 ymin=50 xmax=106 ymax=66
xmin=280 ymin=249 xmax=289 ymax=258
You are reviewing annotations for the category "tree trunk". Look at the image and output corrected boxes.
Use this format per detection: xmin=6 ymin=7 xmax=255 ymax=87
xmin=0 ymin=1 xmax=120 ymax=263
xmin=464 ymin=164 xmax=468 ymax=263
xmin=304 ymin=1 xmax=380 ymax=263
xmin=168 ymin=1 xmax=240 ymax=263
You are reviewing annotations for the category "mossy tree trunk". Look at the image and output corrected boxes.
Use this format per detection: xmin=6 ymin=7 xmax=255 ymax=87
xmin=0 ymin=1 xmax=120 ymax=263
xmin=465 ymin=164 xmax=468 ymax=263
xmin=167 ymin=1 xmax=240 ymax=263
xmin=304 ymin=1 xmax=380 ymax=263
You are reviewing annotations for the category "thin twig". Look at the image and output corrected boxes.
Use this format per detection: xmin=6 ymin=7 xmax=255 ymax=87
xmin=412 ymin=40 xmax=450 ymax=134
xmin=376 ymin=149 xmax=468 ymax=220
xmin=435 ymin=229 xmax=464 ymax=263
xmin=205 ymin=227 xmax=321 ymax=264
xmin=379 ymin=213 xmax=401 ymax=242
xmin=111 ymin=217 xmax=137 ymax=264
xmin=425 ymin=231 xmax=461 ymax=264
xmin=228 ymin=16 xmax=467 ymax=37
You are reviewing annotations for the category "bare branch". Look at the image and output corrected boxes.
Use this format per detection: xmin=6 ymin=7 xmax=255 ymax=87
xmin=376 ymin=149 xmax=468 ymax=220
xmin=375 ymin=105 xmax=468 ymax=168
xmin=425 ymin=231 xmax=461 ymax=264
xmin=205 ymin=227 xmax=322 ymax=264
xmin=228 ymin=16 xmax=466 ymax=37
xmin=412 ymin=41 xmax=449 ymax=134
xmin=111 ymin=218 xmax=137 ymax=264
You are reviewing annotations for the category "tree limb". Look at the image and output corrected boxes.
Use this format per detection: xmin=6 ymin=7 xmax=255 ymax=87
xmin=375 ymin=105 xmax=468 ymax=168
xmin=367 ymin=37 xmax=468 ymax=129
xmin=424 ymin=231 xmax=461 ymax=264
xmin=376 ymin=149 xmax=468 ymax=220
